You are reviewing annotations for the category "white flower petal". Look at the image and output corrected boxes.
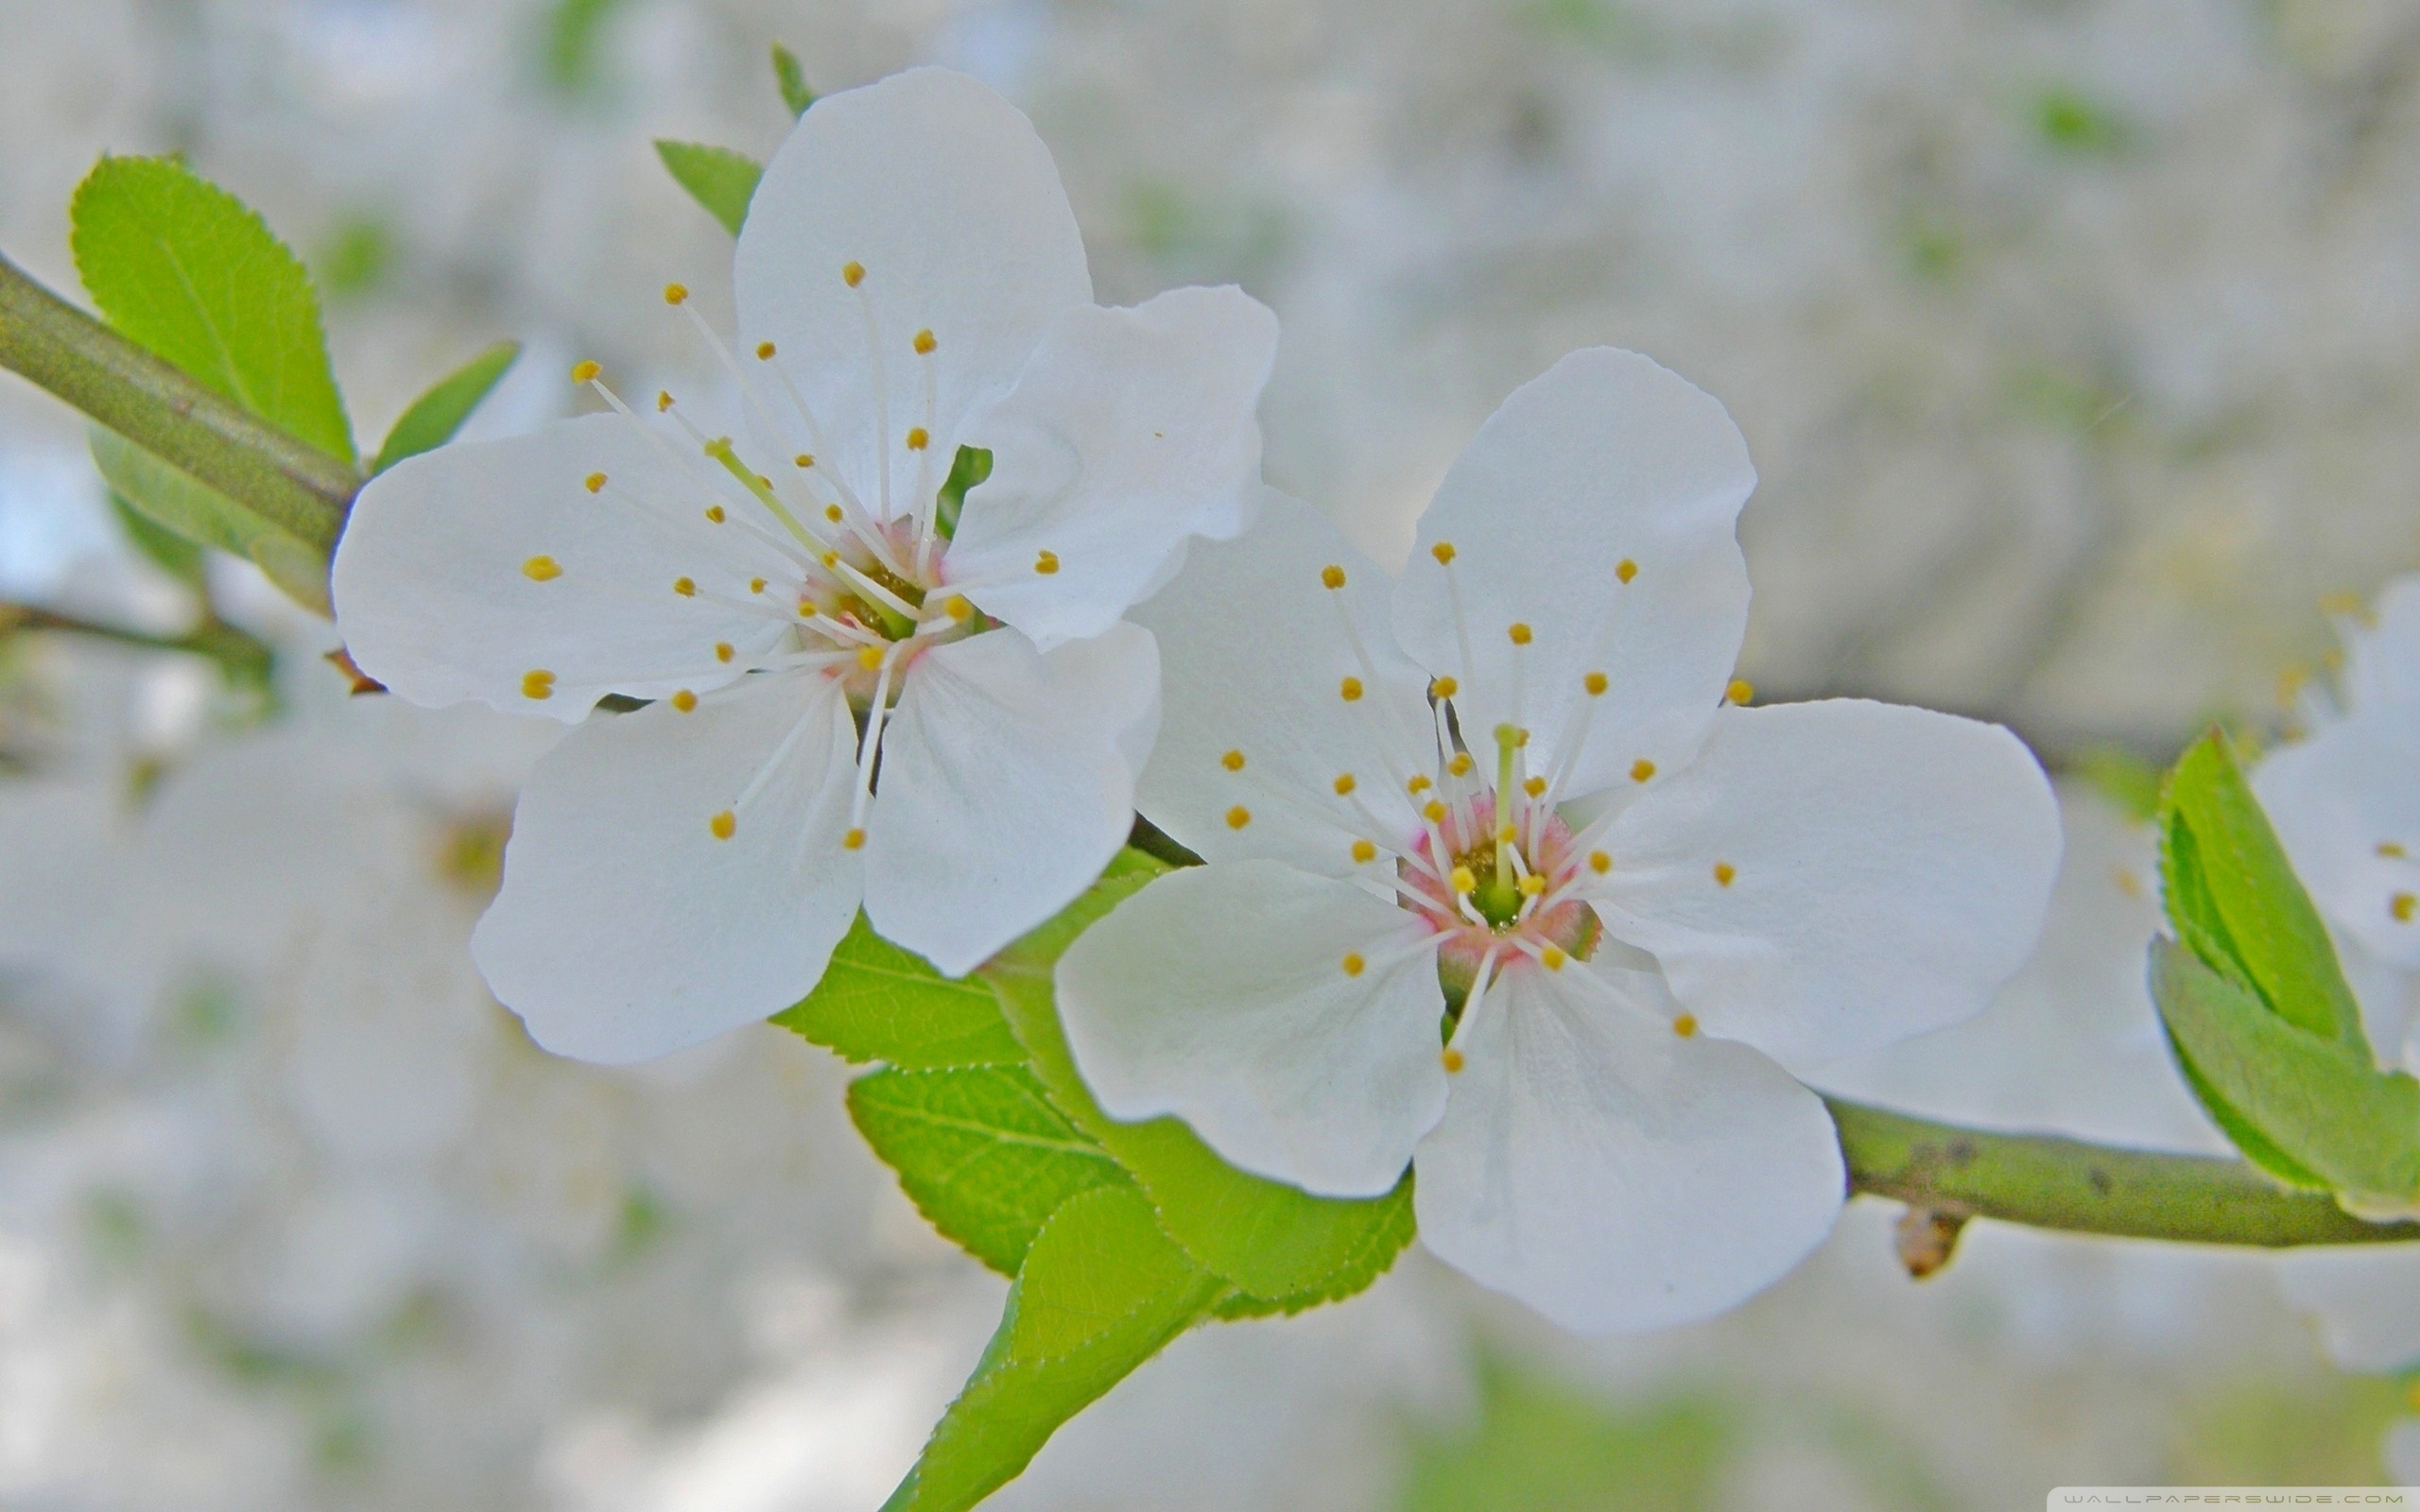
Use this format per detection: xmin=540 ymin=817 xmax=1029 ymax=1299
xmin=2346 ymin=575 xmax=2420 ymax=713
xmin=1132 ymin=488 xmax=1431 ymax=874
xmin=951 ymin=285 xmax=1279 ymax=651
xmin=2279 ymin=1246 xmax=2420 ymax=1373
xmin=472 ymin=672 xmax=861 ymax=1061
xmin=2253 ymin=704 xmax=2420 ymax=971
xmin=862 ymin=623 xmax=1158 ymax=976
xmin=332 ymin=415 xmax=786 ymax=719
xmin=1392 ymin=348 xmax=1754 ymax=799
xmin=1413 ymin=959 xmax=1843 ymax=1332
xmin=1595 ymin=700 xmax=2061 ymax=1076
xmin=1057 ymin=860 xmax=1448 ymax=1198
xmin=735 ymin=67 xmax=1091 ymax=521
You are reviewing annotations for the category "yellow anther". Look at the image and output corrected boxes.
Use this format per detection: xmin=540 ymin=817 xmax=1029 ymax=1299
xmin=584 ymin=472 xmax=607 ymax=493
xmin=1616 ymin=558 xmax=1638 ymax=584
xmin=795 ymin=453 xmax=815 ymax=468
xmin=1496 ymin=822 xmax=1517 ymax=845
xmin=1508 ymin=622 xmax=1533 ymax=645
xmin=1513 ymin=729 xmax=1530 ymax=747
xmin=670 ymin=689 xmax=698 ymax=713
xmin=2395 ymin=893 xmax=2417 ymax=923
xmin=1672 ymin=1014 xmax=1698 ymax=1039
xmin=2322 ymin=590 xmax=2368 ymax=617
xmin=715 ymin=642 xmax=735 ymax=662
xmin=1714 ymin=861 xmax=1737 ymax=887
xmin=1540 ymin=945 xmax=1566 ymax=971
xmin=1408 ymin=774 xmax=1433 ymax=795
xmin=821 ymin=551 xmax=840 ymax=569
xmin=1589 ymin=850 xmax=1611 ymax=874
xmin=756 ymin=473 xmax=772 ymax=490
xmin=570 ymin=360 xmax=602 ymax=384
xmin=1034 ymin=550 xmax=1061 ymax=575
xmin=1584 ymin=670 xmax=1608 ymax=696
xmin=1431 ymin=541 xmax=1457 ymax=565
xmin=906 ymin=427 xmax=930 ymax=451
xmin=1221 ymin=749 xmax=1247 ymax=772
xmin=710 ymin=810 xmax=736 ymax=840
xmin=1450 ymin=866 xmax=1478 ymax=894
xmin=944 ymin=595 xmax=974 ymax=621
xmin=913 ymin=329 xmax=937 ymax=354
xmin=1631 ymin=759 xmax=1656 ymax=782
xmin=664 ymin=282 xmax=689 ymax=305
xmin=749 ymin=578 xmax=767 ymax=594
xmin=1727 ymin=679 xmax=1754 ymax=705
xmin=1523 ymin=776 xmax=1547 ymax=798
xmin=1424 ymin=799 xmax=1449 ymax=824
xmin=1341 ymin=953 xmax=1366 ymax=978
xmin=656 ymin=390 xmax=674 ymax=412
xmin=1432 ymin=676 xmax=1459 ymax=698
xmin=673 ymin=576 xmax=697 ymax=597
xmin=522 ymin=555 xmax=562 ymax=581
xmin=842 ymin=261 xmax=865 ymax=287
xmin=1334 ymin=773 xmax=1357 ymax=796
xmin=1226 ymin=805 xmax=1253 ymax=830
xmin=1519 ymin=873 xmax=1547 ymax=897
xmin=2381 ymin=842 xmax=2409 ymax=858
xmin=1351 ymin=839 xmax=1378 ymax=864
xmin=1442 ymin=1047 xmax=1465 ymax=1073
xmin=705 ymin=505 xmax=726 ymax=524
xmin=1340 ymin=677 xmax=1364 ymax=702
xmin=521 ymin=668 xmax=555 ymax=700
xmin=755 ymin=340 xmax=776 ymax=360
xmin=856 ymin=645 xmax=884 ymax=671
xmin=843 ymin=828 xmax=867 ymax=850
xmin=1448 ymin=752 xmax=1475 ymax=778
xmin=1321 ymin=564 xmax=1347 ymax=590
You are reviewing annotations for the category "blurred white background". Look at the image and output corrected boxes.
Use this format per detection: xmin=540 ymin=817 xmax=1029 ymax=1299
xmin=4 ymin=1 xmax=2419 ymax=1506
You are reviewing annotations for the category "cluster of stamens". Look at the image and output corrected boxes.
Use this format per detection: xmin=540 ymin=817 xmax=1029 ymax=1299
xmin=1219 ymin=548 xmax=1753 ymax=1071
xmin=519 ymin=267 xmax=1063 ymax=854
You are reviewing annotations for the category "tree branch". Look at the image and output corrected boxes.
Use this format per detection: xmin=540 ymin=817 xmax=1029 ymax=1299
xmin=1830 ymin=1096 xmax=2420 ymax=1246
xmin=0 ymin=251 xmax=355 ymax=550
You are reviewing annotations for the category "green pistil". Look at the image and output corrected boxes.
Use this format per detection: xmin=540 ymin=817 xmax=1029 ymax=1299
xmin=704 ymin=436 xmax=818 ymax=548
xmin=1482 ymin=723 xmax=1523 ymax=922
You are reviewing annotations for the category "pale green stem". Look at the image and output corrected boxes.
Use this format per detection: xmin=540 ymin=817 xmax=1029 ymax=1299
xmin=0 ymin=251 xmax=356 ymax=551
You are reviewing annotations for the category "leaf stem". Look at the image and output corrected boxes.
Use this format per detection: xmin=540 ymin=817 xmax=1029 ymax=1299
xmin=0 ymin=251 xmax=356 ymax=550
xmin=1830 ymin=1096 xmax=2420 ymax=1246
xmin=0 ymin=601 xmax=274 ymax=679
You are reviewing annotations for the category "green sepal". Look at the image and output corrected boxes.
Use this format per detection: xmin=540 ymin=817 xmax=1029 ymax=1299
xmin=934 ymin=446 xmax=991 ymax=539
xmin=845 ymin=1064 xmax=1128 ymax=1276
xmin=985 ymin=851 xmax=1417 ymax=1308
xmin=70 ymin=154 xmax=355 ymax=466
xmin=654 ymin=141 xmax=763 ymax=237
xmin=371 ymin=341 xmax=521 ymax=474
xmin=879 ymin=1185 xmax=1225 ymax=1512
xmin=771 ymin=43 xmax=816 ymax=117
xmin=2152 ymin=939 xmax=2420 ymax=1209
xmin=2157 ymin=730 xmax=2367 ymax=1051
xmin=89 ymin=429 xmax=329 ymax=614
xmin=771 ymin=912 xmax=1025 ymax=1069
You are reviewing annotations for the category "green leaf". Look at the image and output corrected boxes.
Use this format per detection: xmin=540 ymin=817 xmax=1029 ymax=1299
xmin=2157 ymin=730 xmax=2367 ymax=1051
xmin=109 ymin=491 xmax=205 ymax=587
xmin=89 ymin=429 xmax=329 ymax=614
xmin=771 ymin=42 xmax=816 ymax=118
xmin=846 ymin=1065 xmax=1128 ymax=1275
xmin=2152 ymin=939 xmax=2420 ymax=1209
xmin=882 ymin=1185 xmax=1225 ymax=1512
xmin=371 ymin=341 xmax=521 ymax=475
xmin=772 ymin=913 xmax=1025 ymax=1069
xmin=543 ymin=0 xmax=631 ymax=94
xmin=654 ymin=141 xmax=763 ymax=237
xmin=985 ymin=851 xmax=1417 ymax=1310
xmin=71 ymin=155 xmax=355 ymax=466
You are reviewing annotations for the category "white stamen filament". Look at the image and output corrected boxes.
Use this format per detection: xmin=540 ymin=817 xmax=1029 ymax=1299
xmin=848 ymin=645 xmax=902 ymax=831
xmin=852 ymin=280 xmax=894 ymax=521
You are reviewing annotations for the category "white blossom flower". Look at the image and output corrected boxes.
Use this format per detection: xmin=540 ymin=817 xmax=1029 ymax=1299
xmin=332 ymin=67 xmax=1278 ymax=1062
xmin=2255 ymin=577 xmax=2420 ymax=1385
xmin=1058 ymin=348 xmax=2062 ymax=1332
